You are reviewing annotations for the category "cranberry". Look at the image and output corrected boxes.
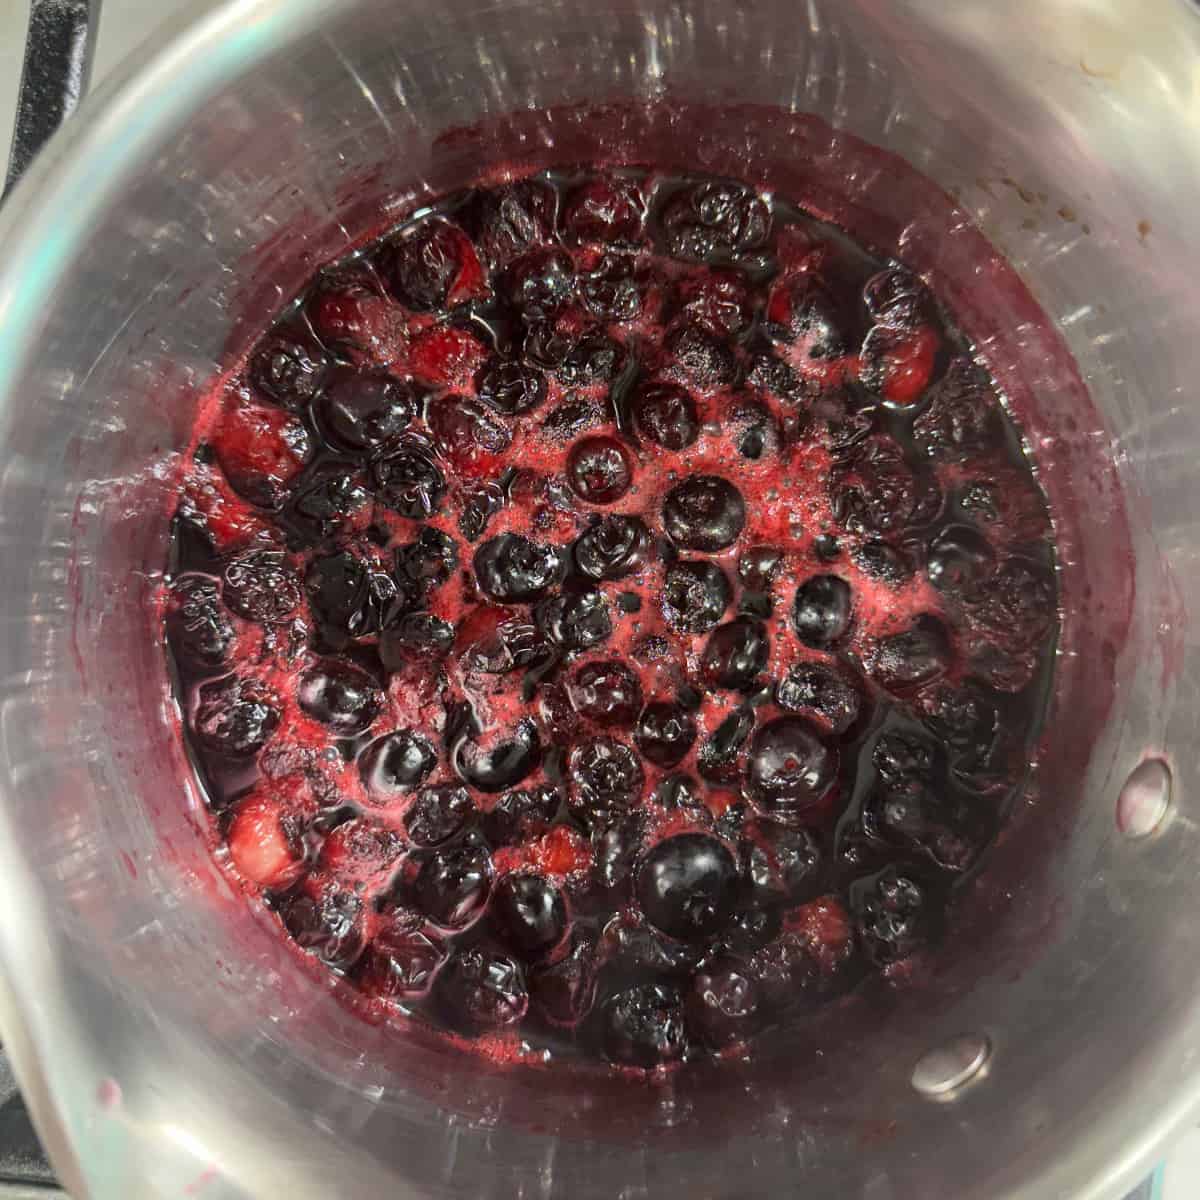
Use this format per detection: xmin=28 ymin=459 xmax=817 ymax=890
xmin=636 ymin=833 xmax=737 ymax=943
xmin=193 ymin=674 xmax=280 ymax=757
xmin=413 ymin=843 xmax=493 ymax=928
xmin=851 ymin=867 xmax=936 ymax=966
xmin=357 ymin=917 xmax=447 ymax=998
xmin=741 ymin=823 xmax=821 ymax=906
xmin=926 ymin=525 xmax=995 ymax=596
xmin=567 ymin=736 xmax=644 ymax=824
xmin=602 ymin=983 xmax=688 ymax=1067
xmin=969 ymin=557 xmax=1055 ymax=647
xmin=483 ymin=785 xmax=560 ymax=846
xmin=492 ymin=873 xmax=567 ymax=957
xmin=282 ymin=885 xmax=365 ymax=970
xmin=436 ymin=944 xmax=528 ymax=1032
xmin=505 ymin=248 xmax=575 ymax=319
xmin=863 ymin=266 xmax=933 ymax=328
xmin=475 ymin=358 xmax=547 ymax=415
xmin=567 ymin=660 xmax=643 ymax=727
xmin=696 ymin=705 xmax=755 ymax=786
xmin=222 ymin=548 xmax=301 ymax=624
xmin=688 ymin=964 xmax=761 ymax=1047
xmin=405 ymin=785 xmax=473 ymax=846
xmin=737 ymin=545 xmax=784 ymax=592
xmin=316 ymin=369 xmax=417 ymax=455
xmin=872 ymin=616 xmax=953 ymax=693
xmin=913 ymin=358 xmax=1002 ymax=461
xmin=212 ymin=398 xmax=311 ymax=511
xmin=168 ymin=577 xmax=234 ymax=669
xmin=567 ymin=436 xmax=633 ymax=504
xmin=662 ymin=560 xmax=733 ymax=634
xmin=676 ymin=269 xmax=754 ymax=337
xmin=359 ymin=729 xmax=438 ymax=798
xmin=536 ymin=589 xmax=613 ymax=651
xmin=248 ymin=330 xmax=328 ymax=411
xmin=727 ymin=395 xmax=780 ymax=460
xmin=474 ymin=533 xmax=564 ymax=603
xmin=768 ymin=274 xmax=855 ymax=358
xmin=574 ymin=515 xmax=651 ymax=581
xmin=469 ymin=179 xmax=557 ymax=268
xmin=701 ymin=617 xmax=769 ymax=692
xmin=632 ymin=379 xmax=700 ymax=450
xmin=226 ymin=791 xmax=304 ymax=889
xmin=307 ymin=275 xmax=393 ymax=358
xmin=580 ymin=253 xmax=643 ymax=321
xmin=745 ymin=716 xmax=837 ymax=821
xmin=775 ymin=663 xmax=862 ymax=734
xmin=860 ymin=324 xmax=939 ymax=405
xmin=661 ymin=180 xmax=771 ymax=262
xmin=663 ymin=475 xmax=746 ymax=552
xmin=564 ymin=175 xmax=645 ymax=244
xmin=370 ymin=437 xmax=447 ymax=518
xmin=530 ymin=930 xmax=598 ymax=1025
xmin=380 ymin=612 xmax=454 ymax=670
xmin=665 ymin=322 xmax=737 ymax=388
xmin=452 ymin=720 xmax=542 ymax=793
xmin=297 ymin=660 xmax=382 ymax=735
xmin=317 ymin=817 xmax=403 ymax=876
xmin=304 ymin=551 xmax=393 ymax=642
xmin=634 ymin=701 xmax=698 ymax=768
xmin=426 ymin=396 xmax=510 ymax=480
xmin=386 ymin=218 xmax=481 ymax=311
xmin=792 ymin=574 xmax=852 ymax=649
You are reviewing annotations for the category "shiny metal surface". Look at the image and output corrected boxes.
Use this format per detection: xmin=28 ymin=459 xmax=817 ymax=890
xmin=0 ymin=0 xmax=1195 ymax=1197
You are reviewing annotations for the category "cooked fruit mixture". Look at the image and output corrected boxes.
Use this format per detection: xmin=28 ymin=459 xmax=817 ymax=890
xmin=165 ymin=167 xmax=1057 ymax=1069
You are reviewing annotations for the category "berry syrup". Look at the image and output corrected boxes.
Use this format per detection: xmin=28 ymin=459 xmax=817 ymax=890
xmin=164 ymin=166 xmax=1057 ymax=1070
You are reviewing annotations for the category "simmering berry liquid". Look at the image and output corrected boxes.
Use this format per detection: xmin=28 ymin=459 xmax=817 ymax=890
xmin=164 ymin=165 xmax=1057 ymax=1070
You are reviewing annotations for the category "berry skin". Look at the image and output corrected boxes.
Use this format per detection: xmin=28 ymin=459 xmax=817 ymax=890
xmin=701 ymin=617 xmax=770 ymax=692
xmin=661 ymin=561 xmax=732 ymax=634
xmin=792 ymin=574 xmax=853 ymax=649
xmin=913 ymin=358 xmax=1002 ymax=461
xmin=168 ymin=577 xmax=234 ymax=670
xmin=483 ymin=785 xmax=560 ymax=846
xmin=663 ymin=475 xmax=746 ymax=552
xmin=602 ymin=983 xmax=689 ymax=1068
xmin=741 ymin=822 xmax=822 ymax=906
xmin=563 ymin=175 xmax=645 ymax=245
xmin=370 ymin=436 xmax=447 ymax=518
xmin=304 ymin=551 xmax=393 ymax=644
xmin=636 ymin=833 xmax=738 ymax=943
xmin=745 ymin=716 xmax=837 ymax=822
xmin=851 ymin=867 xmax=936 ymax=966
xmin=297 ymin=660 xmax=383 ymax=735
xmin=412 ymin=844 xmax=494 ymax=928
xmin=226 ymin=791 xmax=304 ymax=889
xmin=635 ymin=701 xmax=698 ymax=768
xmin=492 ymin=873 xmax=567 ymax=957
xmin=927 ymin=525 xmax=996 ymax=597
xmin=567 ymin=436 xmax=634 ymax=504
xmin=359 ymin=730 xmax=438 ymax=800
xmin=380 ymin=612 xmax=455 ymax=671
xmin=426 ymin=395 xmax=510 ymax=480
xmin=436 ymin=945 xmax=528 ymax=1033
xmin=737 ymin=546 xmax=785 ymax=593
xmin=661 ymin=180 xmax=771 ymax=262
xmin=281 ymin=883 xmax=365 ymax=971
xmin=530 ymin=930 xmax=598 ymax=1025
xmin=697 ymin=705 xmax=755 ymax=787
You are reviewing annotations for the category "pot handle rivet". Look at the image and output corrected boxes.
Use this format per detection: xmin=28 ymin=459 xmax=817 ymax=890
xmin=911 ymin=1034 xmax=991 ymax=1101
xmin=1116 ymin=756 xmax=1173 ymax=839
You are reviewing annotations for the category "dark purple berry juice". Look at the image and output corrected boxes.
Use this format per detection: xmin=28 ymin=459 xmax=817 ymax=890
xmin=164 ymin=165 xmax=1057 ymax=1071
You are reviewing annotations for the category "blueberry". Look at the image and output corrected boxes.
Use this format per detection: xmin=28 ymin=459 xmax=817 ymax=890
xmin=634 ymin=701 xmax=698 ymax=768
xmin=452 ymin=720 xmax=542 ymax=794
xmin=193 ymin=674 xmax=280 ymax=757
xmin=222 ymin=548 xmax=301 ymax=625
xmin=370 ymin=439 xmax=447 ymax=518
xmin=405 ymin=785 xmax=473 ymax=846
xmin=563 ymin=176 xmax=645 ymax=245
xmin=474 ymin=534 xmax=564 ymax=603
xmin=792 ymin=575 xmax=852 ymax=648
xmin=435 ymin=945 xmax=528 ymax=1032
xmin=727 ymin=395 xmax=779 ymax=460
xmin=851 ymin=867 xmax=936 ymax=966
xmin=687 ymin=964 xmax=761 ymax=1047
xmin=567 ymin=436 xmax=633 ymax=504
xmin=168 ymin=577 xmax=234 ymax=669
xmin=663 ymin=475 xmax=745 ymax=552
xmin=701 ymin=617 xmax=769 ymax=691
xmin=745 ymin=716 xmax=837 ymax=821
xmin=475 ymin=358 xmax=548 ymax=415
xmin=661 ymin=180 xmax=771 ymax=262
xmin=483 ymin=784 xmax=560 ymax=846
xmin=661 ymin=561 xmax=732 ymax=634
xmin=741 ymin=823 xmax=822 ymax=905
xmin=380 ymin=612 xmax=454 ymax=670
xmin=567 ymin=736 xmax=644 ymax=825
xmin=555 ymin=329 xmax=623 ymax=385
xmin=637 ymin=833 xmax=738 ymax=942
xmin=776 ymin=663 xmax=863 ymax=735
xmin=653 ymin=773 xmax=710 ymax=820
xmin=385 ymin=217 xmax=476 ymax=311
xmin=697 ymin=705 xmax=755 ymax=786
xmin=536 ymin=589 xmax=612 ymax=651
xmin=504 ymin=248 xmax=575 ymax=320
xmin=666 ymin=323 xmax=737 ymax=388
xmin=357 ymin=918 xmax=447 ymax=998
xmin=580 ymin=253 xmax=643 ymax=321
xmin=872 ymin=730 xmax=936 ymax=787
xmin=282 ymin=887 xmax=365 ymax=971
xmin=969 ymin=558 xmax=1056 ymax=648
xmin=530 ymin=930 xmax=599 ymax=1026
xmin=248 ymin=330 xmax=329 ymax=411
xmin=305 ymin=551 xmax=392 ymax=642
xmin=317 ymin=368 xmax=417 ymax=454
xmin=492 ymin=873 xmax=567 ymax=957
xmin=395 ymin=526 xmax=460 ymax=593
xmin=633 ymin=380 xmax=700 ymax=450
xmin=359 ymin=729 xmax=438 ymax=798
xmin=602 ymin=984 xmax=688 ymax=1067
xmin=852 ymin=540 xmax=912 ymax=586
xmin=927 ymin=525 xmax=995 ymax=596
xmin=592 ymin=811 xmax=650 ymax=892
xmin=863 ymin=266 xmax=932 ymax=329
xmin=574 ymin=515 xmax=651 ymax=581
xmin=872 ymin=616 xmax=953 ymax=693
xmin=567 ymin=660 xmax=643 ymax=727
xmin=737 ymin=545 xmax=784 ymax=592
xmin=912 ymin=358 xmax=1002 ymax=461
xmin=297 ymin=660 xmax=382 ymax=735
xmin=469 ymin=179 xmax=557 ymax=268
xmin=413 ymin=844 xmax=493 ymax=928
